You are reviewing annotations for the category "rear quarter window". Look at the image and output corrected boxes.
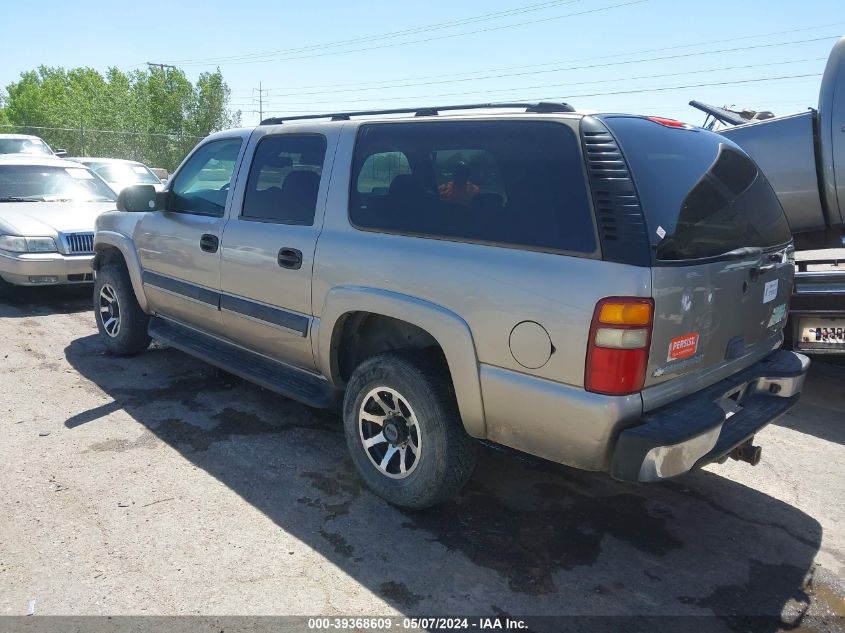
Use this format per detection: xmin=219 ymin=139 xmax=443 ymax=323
xmin=605 ymin=117 xmax=792 ymax=261
xmin=349 ymin=120 xmax=597 ymax=254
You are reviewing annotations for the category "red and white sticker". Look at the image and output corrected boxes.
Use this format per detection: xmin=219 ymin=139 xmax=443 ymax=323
xmin=668 ymin=333 xmax=699 ymax=361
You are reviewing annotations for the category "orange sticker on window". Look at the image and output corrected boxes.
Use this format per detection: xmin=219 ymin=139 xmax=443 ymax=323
xmin=668 ymin=333 xmax=699 ymax=361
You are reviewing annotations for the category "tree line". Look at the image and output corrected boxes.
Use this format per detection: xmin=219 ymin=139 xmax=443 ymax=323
xmin=0 ymin=66 xmax=241 ymax=171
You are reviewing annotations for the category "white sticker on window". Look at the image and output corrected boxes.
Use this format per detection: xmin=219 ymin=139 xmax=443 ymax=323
xmin=763 ymin=279 xmax=778 ymax=304
xmin=132 ymin=165 xmax=148 ymax=174
xmin=656 ymin=225 xmax=667 ymax=239
xmin=66 ymin=168 xmax=94 ymax=180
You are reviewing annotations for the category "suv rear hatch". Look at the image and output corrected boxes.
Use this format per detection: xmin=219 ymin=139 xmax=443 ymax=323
xmin=598 ymin=116 xmax=794 ymax=410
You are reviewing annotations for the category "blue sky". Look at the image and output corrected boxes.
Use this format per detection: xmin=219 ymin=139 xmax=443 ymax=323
xmin=1 ymin=0 xmax=842 ymax=127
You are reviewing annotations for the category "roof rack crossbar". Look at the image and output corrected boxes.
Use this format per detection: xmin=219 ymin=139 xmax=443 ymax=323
xmin=260 ymin=101 xmax=574 ymax=125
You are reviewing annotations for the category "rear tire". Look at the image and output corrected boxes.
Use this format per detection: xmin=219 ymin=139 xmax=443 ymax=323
xmin=343 ymin=351 xmax=476 ymax=509
xmin=94 ymin=263 xmax=150 ymax=356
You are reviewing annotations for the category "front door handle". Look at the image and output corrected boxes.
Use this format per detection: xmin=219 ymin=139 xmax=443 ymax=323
xmin=278 ymin=247 xmax=303 ymax=270
xmin=200 ymin=234 xmax=219 ymax=253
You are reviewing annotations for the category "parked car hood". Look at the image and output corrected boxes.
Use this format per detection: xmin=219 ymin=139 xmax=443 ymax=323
xmin=0 ymin=201 xmax=116 ymax=236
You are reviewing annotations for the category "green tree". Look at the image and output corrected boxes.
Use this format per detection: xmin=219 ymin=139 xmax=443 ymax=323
xmin=2 ymin=65 xmax=240 ymax=170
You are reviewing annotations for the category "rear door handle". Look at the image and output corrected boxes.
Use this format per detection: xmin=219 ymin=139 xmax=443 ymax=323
xmin=199 ymin=234 xmax=219 ymax=253
xmin=278 ymin=247 xmax=303 ymax=270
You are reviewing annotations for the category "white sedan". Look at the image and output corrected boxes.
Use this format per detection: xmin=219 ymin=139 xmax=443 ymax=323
xmin=69 ymin=157 xmax=164 ymax=194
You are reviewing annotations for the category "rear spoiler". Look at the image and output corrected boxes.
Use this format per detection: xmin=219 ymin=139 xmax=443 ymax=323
xmin=688 ymin=100 xmax=747 ymax=127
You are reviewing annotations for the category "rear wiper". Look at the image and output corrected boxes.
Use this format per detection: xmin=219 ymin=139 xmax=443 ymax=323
xmin=0 ymin=196 xmax=43 ymax=202
xmin=714 ymin=247 xmax=764 ymax=261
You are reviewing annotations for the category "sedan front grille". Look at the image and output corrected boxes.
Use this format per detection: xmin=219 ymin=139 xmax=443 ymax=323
xmin=64 ymin=232 xmax=94 ymax=254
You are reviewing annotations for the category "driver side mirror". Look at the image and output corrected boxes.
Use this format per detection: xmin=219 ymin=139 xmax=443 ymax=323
xmin=53 ymin=149 xmax=68 ymax=158
xmin=117 ymin=184 xmax=159 ymax=212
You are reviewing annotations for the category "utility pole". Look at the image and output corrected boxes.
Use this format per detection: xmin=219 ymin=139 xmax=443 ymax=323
xmin=255 ymin=83 xmax=269 ymax=121
xmin=146 ymin=62 xmax=177 ymax=71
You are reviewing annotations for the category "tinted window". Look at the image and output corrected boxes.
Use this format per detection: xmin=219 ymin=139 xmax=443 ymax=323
xmin=170 ymin=138 xmax=242 ymax=216
xmin=605 ymin=117 xmax=792 ymax=261
xmin=349 ymin=121 xmax=596 ymax=254
xmin=241 ymin=135 xmax=326 ymax=225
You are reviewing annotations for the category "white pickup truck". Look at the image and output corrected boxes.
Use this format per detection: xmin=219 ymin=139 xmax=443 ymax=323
xmin=691 ymin=35 xmax=845 ymax=355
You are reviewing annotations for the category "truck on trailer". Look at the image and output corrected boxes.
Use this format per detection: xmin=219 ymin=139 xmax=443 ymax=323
xmin=690 ymin=35 xmax=845 ymax=355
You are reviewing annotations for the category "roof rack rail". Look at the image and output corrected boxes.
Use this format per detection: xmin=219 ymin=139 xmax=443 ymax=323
xmin=260 ymin=101 xmax=575 ymax=125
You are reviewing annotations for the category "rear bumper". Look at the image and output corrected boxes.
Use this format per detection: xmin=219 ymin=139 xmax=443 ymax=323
xmin=0 ymin=251 xmax=94 ymax=286
xmin=611 ymin=349 xmax=809 ymax=482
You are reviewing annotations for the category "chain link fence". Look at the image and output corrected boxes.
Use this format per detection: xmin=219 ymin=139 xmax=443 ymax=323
xmin=0 ymin=124 xmax=206 ymax=173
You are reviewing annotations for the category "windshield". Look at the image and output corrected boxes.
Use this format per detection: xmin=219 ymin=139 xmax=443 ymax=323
xmin=0 ymin=165 xmax=116 ymax=202
xmin=605 ymin=116 xmax=792 ymax=262
xmin=93 ymin=162 xmax=160 ymax=185
xmin=0 ymin=138 xmax=54 ymax=156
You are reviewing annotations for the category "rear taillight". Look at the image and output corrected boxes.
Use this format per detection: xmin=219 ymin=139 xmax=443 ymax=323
xmin=585 ymin=297 xmax=654 ymax=396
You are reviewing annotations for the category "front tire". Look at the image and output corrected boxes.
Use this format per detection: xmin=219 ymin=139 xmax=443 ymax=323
xmin=94 ymin=263 xmax=151 ymax=356
xmin=0 ymin=276 xmax=15 ymax=300
xmin=343 ymin=352 xmax=476 ymax=509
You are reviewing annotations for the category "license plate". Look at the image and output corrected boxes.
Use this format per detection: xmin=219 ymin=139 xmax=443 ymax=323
xmin=798 ymin=317 xmax=845 ymax=349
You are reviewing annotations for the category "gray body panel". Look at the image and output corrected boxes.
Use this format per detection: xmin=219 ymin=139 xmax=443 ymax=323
xmin=718 ymin=35 xmax=845 ymax=232
xmin=720 ymin=112 xmax=826 ymax=232
xmin=643 ymin=246 xmax=794 ymax=395
xmin=819 ymin=35 xmax=845 ymax=228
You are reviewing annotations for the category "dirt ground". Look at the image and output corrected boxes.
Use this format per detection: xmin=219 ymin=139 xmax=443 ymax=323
xmin=1 ymin=286 xmax=844 ymax=632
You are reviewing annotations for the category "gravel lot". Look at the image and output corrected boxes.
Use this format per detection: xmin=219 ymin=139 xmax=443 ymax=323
xmin=1 ymin=286 xmax=844 ymax=631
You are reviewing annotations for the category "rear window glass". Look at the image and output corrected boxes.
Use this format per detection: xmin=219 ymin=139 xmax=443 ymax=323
xmin=349 ymin=120 xmax=596 ymax=254
xmin=605 ymin=117 xmax=792 ymax=261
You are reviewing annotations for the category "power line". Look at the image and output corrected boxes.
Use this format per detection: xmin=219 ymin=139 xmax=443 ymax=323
xmin=259 ymin=73 xmax=823 ymax=115
xmin=233 ymin=21 xmax=843 ymax=96
xmin=0 ymin=124 xmax=203 ymax=139
xmin=164 ymin=0 xmax=586 ymax=65
xmin=256 ymin=34 xmax=838 ymax=100
xmin=543 ymin=73 xmax=823 ymax=100
xmin=165 ymin=0 xmax=648 ymax=67
xmin=260 ymin=56 xmax=826 ymax=107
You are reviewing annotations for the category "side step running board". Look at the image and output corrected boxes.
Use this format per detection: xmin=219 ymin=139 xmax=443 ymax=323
xmin=148 ymin=317 xmax=337 ymax=409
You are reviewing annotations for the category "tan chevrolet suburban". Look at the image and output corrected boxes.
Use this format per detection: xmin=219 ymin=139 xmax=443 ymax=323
xmin=91 ymin=102 xmax=809 ymax=508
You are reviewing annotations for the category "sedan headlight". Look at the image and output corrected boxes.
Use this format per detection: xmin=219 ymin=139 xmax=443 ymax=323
xmin=0 ymin=235 xmax=57 ymax=253
xmin=26 ymin=237 xmax=58 ymax=253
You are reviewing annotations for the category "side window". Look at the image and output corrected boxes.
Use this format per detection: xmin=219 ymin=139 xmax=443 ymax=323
xmin=241 ymin=134 xmax=327 ymax=225
xmin=349 ymin=121 xmax=596 ymax=254
xmin=169 ymin=138 xmax=243 ymax=216
xmin=357 ymin=151 xmax=410 ymax=194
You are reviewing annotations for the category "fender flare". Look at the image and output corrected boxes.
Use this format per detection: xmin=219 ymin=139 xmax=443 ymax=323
xmin=93 ymin=231 xmax=149 ymax=313
xmin=317 ymin=286 xmax=487 ymax=439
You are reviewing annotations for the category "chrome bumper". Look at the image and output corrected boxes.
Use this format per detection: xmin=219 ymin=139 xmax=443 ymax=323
xmin=0 ymin=251 xmax=94 ymax=285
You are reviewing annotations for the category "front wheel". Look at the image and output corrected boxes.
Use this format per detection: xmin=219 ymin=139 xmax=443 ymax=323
xmin=343 ymin=352 xmax=476 ymax=509
xmin=93 ymin=263 xmax=151 ymax=356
